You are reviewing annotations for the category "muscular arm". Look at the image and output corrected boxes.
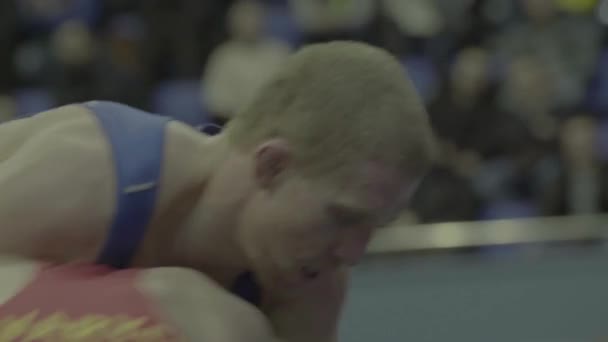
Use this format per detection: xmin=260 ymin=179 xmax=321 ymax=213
xmin=141 ymin=268 xmax=282 ymax=342
xmin=266 ymin=268 xmax=348 ymax=342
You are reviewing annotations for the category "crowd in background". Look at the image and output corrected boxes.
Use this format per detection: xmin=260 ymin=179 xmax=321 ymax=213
xmin=1 ymin=0 xmax=608 ymax=224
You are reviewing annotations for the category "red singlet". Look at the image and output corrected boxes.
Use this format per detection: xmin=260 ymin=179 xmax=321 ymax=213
xmin=0 ymin=264 xmax=180 ymax=341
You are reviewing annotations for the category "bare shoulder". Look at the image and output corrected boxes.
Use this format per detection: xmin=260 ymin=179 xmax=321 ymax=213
xmin=138 ymin=267 xmax=278 ymax=342
xmin=0 ymin=104 xmax=95 ymax=158
xmin=0 ymin=103 xmax=107 ymax=168
xmin=0 ymin=104 xmax=114 ymax=260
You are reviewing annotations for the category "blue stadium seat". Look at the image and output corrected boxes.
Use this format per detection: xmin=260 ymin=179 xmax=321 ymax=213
xmin=13 ymin=87 xmax=56 ymax=118
xmin=151 ymin=80 xmax=209 ymax=128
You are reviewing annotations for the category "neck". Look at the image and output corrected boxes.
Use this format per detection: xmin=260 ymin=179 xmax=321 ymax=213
xmin=162 ymin=139 xmax=254 ymax=285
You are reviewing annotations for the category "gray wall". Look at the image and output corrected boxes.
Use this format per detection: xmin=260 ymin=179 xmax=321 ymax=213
xmin=340 ymin=245 xmax=608 ymax=342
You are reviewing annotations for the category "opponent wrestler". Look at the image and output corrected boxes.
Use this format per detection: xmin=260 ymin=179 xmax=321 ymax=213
xmin=0 ymin=41 xmax=435 ymax=341
xmin=0 ymin=256 xmax=278 ymax=341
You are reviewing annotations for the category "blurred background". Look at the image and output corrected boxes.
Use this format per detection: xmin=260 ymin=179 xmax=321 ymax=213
xmin=2 ymin=0 xmax=608 ymax=224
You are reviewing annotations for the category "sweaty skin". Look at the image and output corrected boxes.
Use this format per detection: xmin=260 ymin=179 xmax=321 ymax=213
xmin=0 ymin=257 xmax=279 ymax=342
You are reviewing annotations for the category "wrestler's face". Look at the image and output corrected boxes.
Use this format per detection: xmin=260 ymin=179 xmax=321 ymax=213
xmin=238 ymin=140 xmax=417 ymax=287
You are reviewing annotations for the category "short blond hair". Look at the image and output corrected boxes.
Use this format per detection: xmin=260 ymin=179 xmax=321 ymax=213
xmin=224 ymin=41 xmax=435 ymax=180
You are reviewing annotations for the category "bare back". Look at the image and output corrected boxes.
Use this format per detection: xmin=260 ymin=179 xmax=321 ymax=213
xmin=0 ymin=104 xmax=207 ymax=262
xmin=0 ymin=106 xmax=115 ymax=260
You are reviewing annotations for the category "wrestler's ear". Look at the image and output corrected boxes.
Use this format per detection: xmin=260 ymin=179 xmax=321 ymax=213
xmin=253 ymin=139 xmax=291 ymax=190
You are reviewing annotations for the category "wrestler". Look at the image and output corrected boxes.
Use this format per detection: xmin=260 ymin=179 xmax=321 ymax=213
xmin=0 ymin=256 xmax=278 ymax=341
xmin=0 ymin=41 xmax=434 ymax=341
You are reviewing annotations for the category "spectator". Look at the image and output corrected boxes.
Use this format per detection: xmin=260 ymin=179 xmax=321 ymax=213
xmin=379 ymin=0 xmax=442 ymax=55
xmin=541 ymin=115 xmax=608 ymax=215
xmin=432 ymin=52 xmax=553 ymax=209
xmin=492 ymin=0 xmax=602 ymax=109
xmin=497 ymin=55 xmax=558 ymax=142
xmin=431 ymin=0 xmax=480 ymax=60
xmin=173 ymin=0 xmax=237 ymax=78
xmin=48 ymin=20 xmax=98 ymax=105
xmin=94 ymin=14 xmax=149 ymax=108
xmin=409 ymin=139 xmax=481 ymax=223
xmin=470 ymin=56 xmax=552 ymax=210
xmin=429 ymin=47 xmax=494 ymax=152
xmin=429 ymin=46 xmax=526 ymax=160
xmin=384 ymin=0 xmax=441 ymax=39
xmin=139 ymin=0 xmax=235 ymax=82
xmin=202 ymin=0 xmax=290 ymax=125
xmin=288 ymin=0 xmax=376 ymax=44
